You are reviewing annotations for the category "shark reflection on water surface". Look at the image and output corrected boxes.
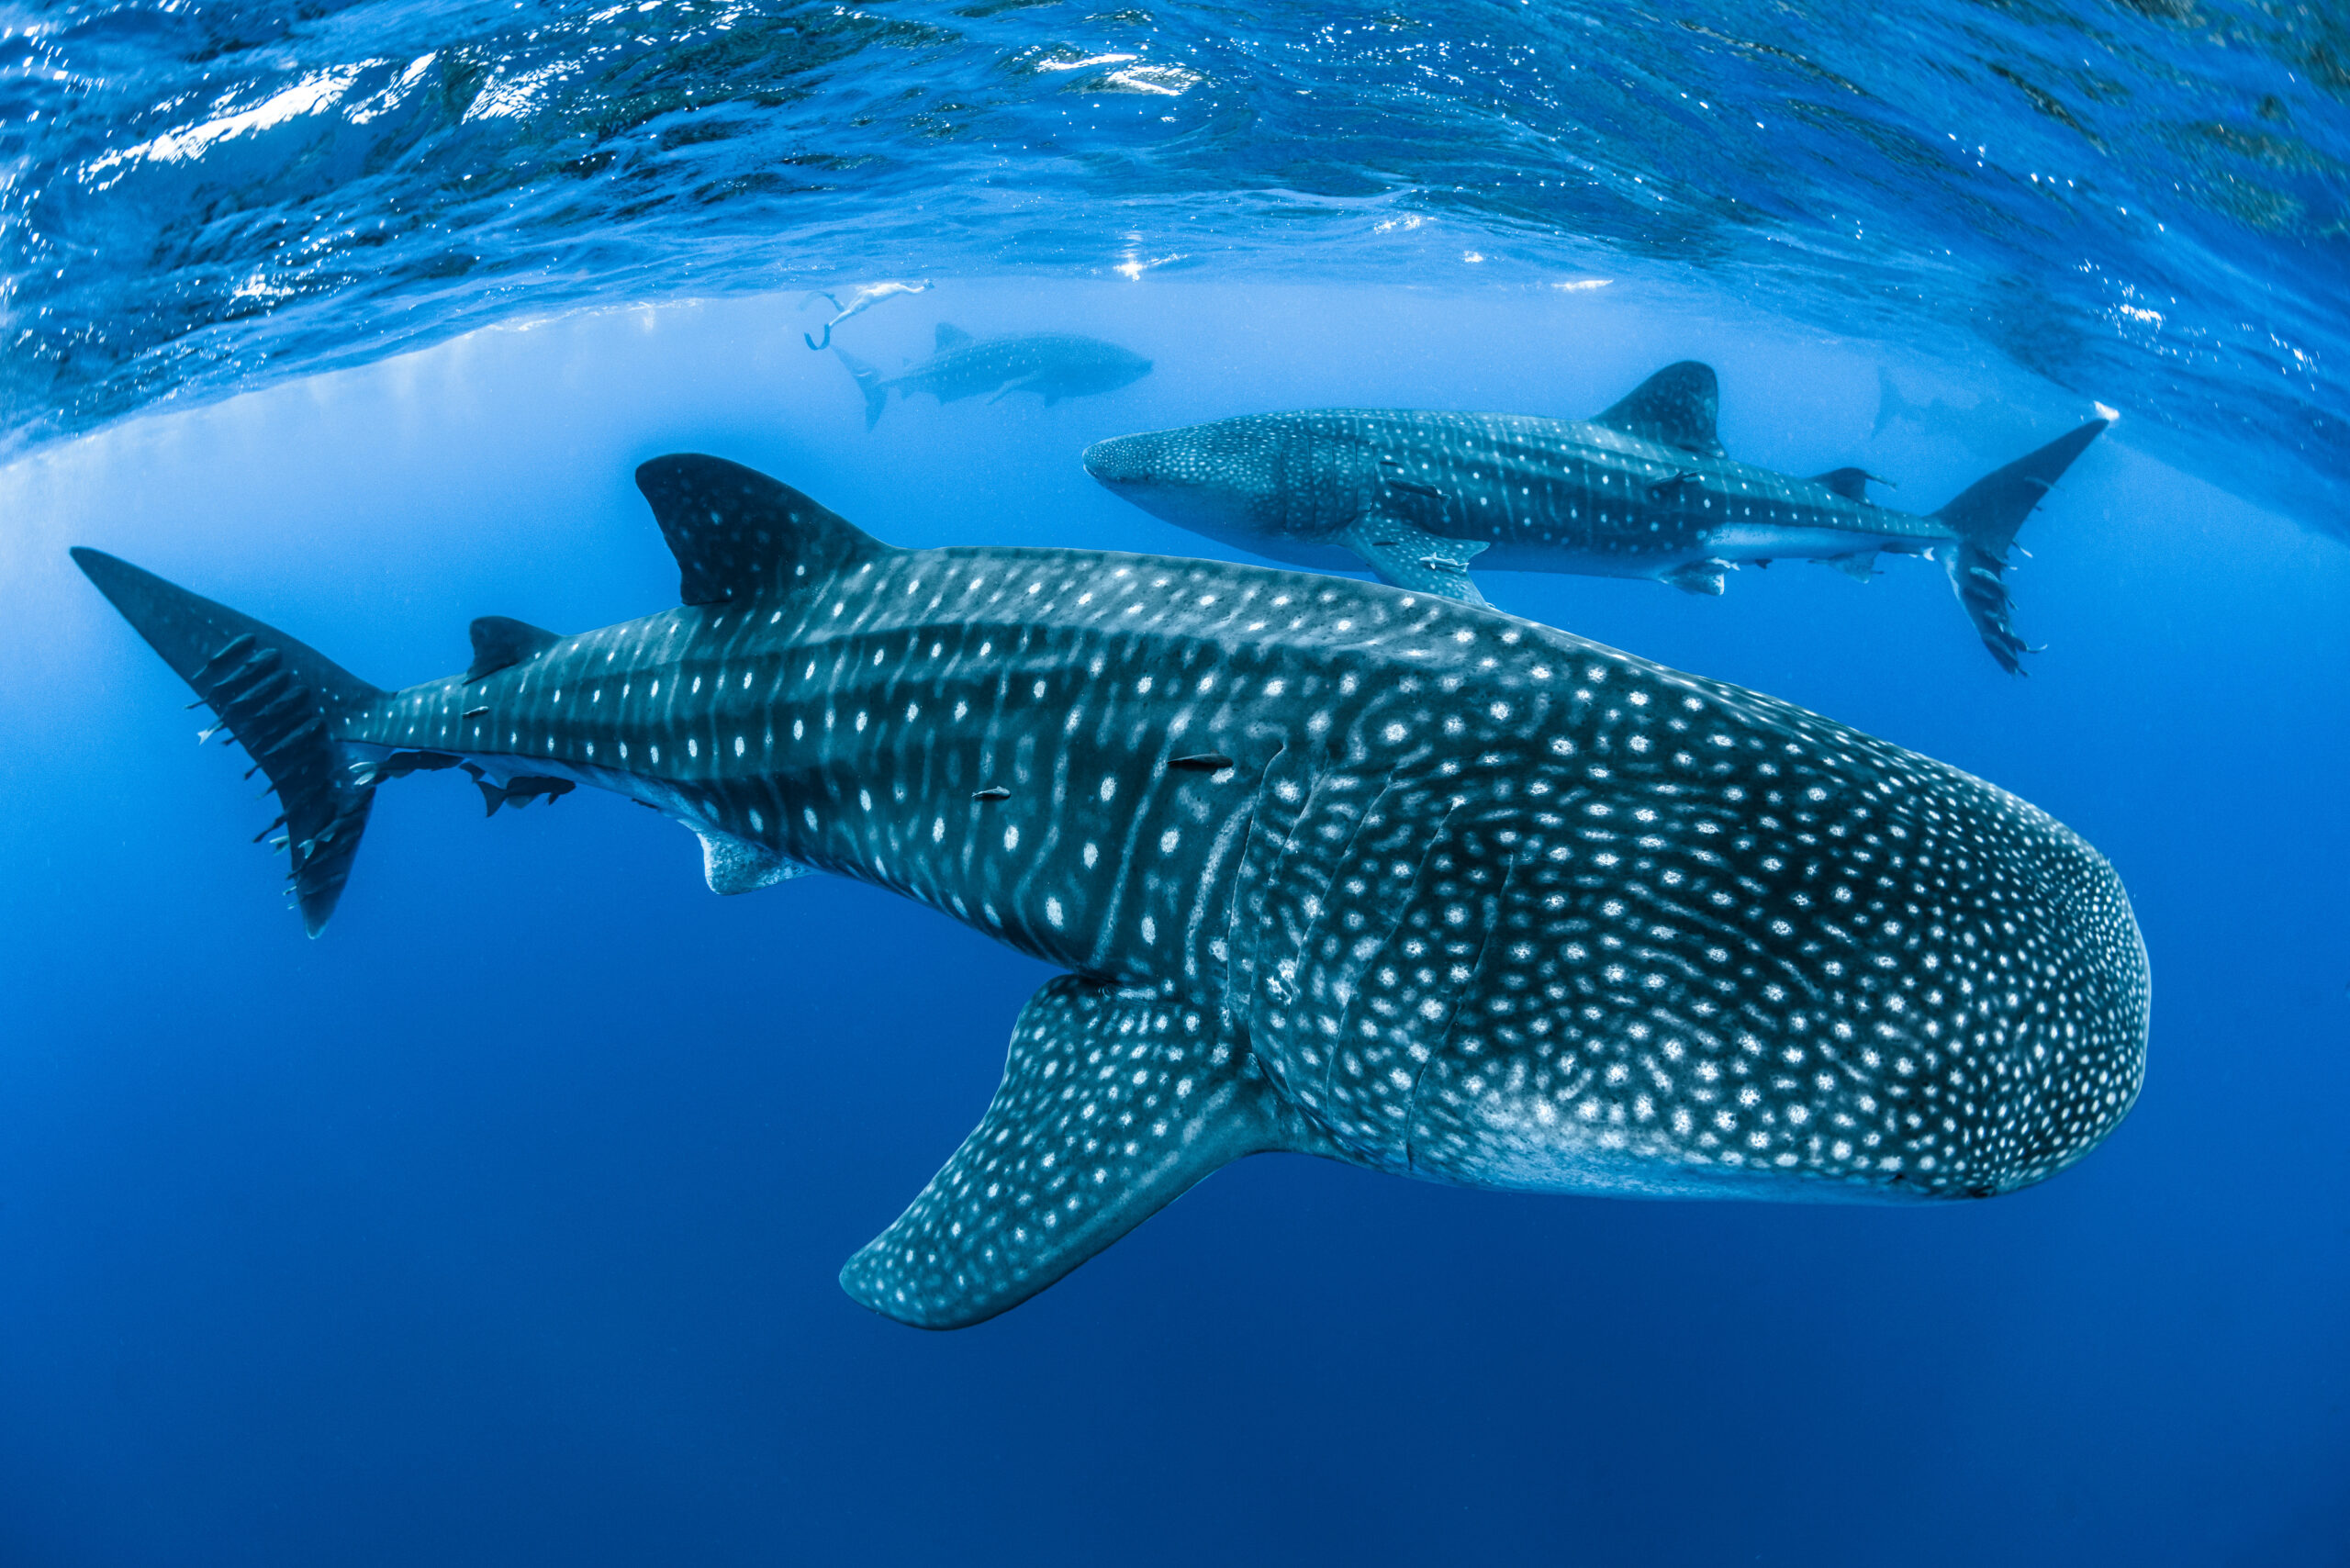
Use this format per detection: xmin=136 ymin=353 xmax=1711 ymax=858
xmin=73 ymin=454 xmax=2149 ymax=1327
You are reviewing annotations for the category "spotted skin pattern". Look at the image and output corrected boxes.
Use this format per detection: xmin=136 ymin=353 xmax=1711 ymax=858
xmin=1082 ymin=363 xmax=2109 ymax=673
xmin=75 ymin=456 xmax=2149 ymax=1329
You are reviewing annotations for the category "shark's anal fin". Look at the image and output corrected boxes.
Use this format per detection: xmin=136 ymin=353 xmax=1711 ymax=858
xmin=697 ymin=829 xmax=810 ymax=894
xmin=1338 ymin=514 xmax=1491 ymax=605
xmin=465 ymin=616 xmax=562 ymax=682
xmin=840 ymin=976 xmax=1302 ymax=1329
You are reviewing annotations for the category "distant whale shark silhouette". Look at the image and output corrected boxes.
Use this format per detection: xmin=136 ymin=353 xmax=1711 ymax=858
xmin=1083 ymin=362 xmax=2108 ymax=674
xmin=837 ymin=323 xmax=1152 ymax=428
xmin=73 ymin=455 xmax=2149 ymax=1327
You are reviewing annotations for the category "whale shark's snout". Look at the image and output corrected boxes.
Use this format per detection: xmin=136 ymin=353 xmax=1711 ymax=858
xmin=1081 ymin=432 xmax=1169 ymax=488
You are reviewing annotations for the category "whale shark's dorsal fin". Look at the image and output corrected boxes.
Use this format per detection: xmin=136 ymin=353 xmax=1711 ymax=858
xmin=465 ymin=616 xmax=562 ymax=682
xmin=634 ymin=454 xmax=892 ymax=606
xmin=1593 ymin=360 xmax=1726 ymax=458
xmin=1810 ymin=465 xmax=1880 ymax=503
xmin=840 ymin=975 xmax=1311 ymax=1328
xmin=934 ymin=321 xmax=973 ymax=352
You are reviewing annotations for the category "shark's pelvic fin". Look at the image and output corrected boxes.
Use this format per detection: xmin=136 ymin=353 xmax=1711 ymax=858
xmin=840 ymin=976 xmax=1297 ymax=1329
xmin=1339 ymin=515 xmax=1491 ymax=604
xmin=634 ymin=454 xmax=894 ymax=605
xmin=1592 ymin=361 xmax=1726 ymax=458
xmin=464 ymin=616 xmax=562 ymax=682
xmin=697 ymin=829 xmax=810 ymax=895
xmin=986 ymin=371 xmax=1042 ymax=405
xmin=69 ymin=548 xmax=386 ymax=936
xmin=1662 ymin=558 xmax=1732 ymax=595
xmin=934 ymin=321 xmax=974 ymax=352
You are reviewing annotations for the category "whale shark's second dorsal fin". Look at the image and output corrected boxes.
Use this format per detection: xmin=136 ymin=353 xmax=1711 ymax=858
xmin=465 ymin=616 xmax=561 ymax=682
xmin=635 ymin=454 xmax=892 ymax=606
xmin=934 ymin=321 xmax=973 ymax=352
xmin=1593 ymin=361 xmax=1726 ymax=458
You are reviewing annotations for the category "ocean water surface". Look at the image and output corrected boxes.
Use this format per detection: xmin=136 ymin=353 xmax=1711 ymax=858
xmin=2 ymin=5 xmax=2346 ymax=1565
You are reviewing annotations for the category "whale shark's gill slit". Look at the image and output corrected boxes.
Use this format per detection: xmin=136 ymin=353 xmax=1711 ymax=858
xmin=1183 ymin=797 xmax=1257 ymax=989
xmin=1405 ymin=851 xmax=1516 ymax=1177
xmin=1306 ymin=793 xmax=1455 ymax=1153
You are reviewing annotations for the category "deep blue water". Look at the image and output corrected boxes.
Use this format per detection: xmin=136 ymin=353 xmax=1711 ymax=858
xmin=3 ymin=5 xmax=2348 ymax=1564
xmin=3 ymin=283 xmax=2345 ymax=1564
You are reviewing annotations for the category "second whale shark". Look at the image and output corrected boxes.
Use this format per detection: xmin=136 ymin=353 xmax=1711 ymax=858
xmin=838 ymin=323 xmax=1152 ymax=428
xmin=1082 ymin=362 xmax=2108 ymax=674
xmin=73 ymin=456 xmax=2148 ymax=1327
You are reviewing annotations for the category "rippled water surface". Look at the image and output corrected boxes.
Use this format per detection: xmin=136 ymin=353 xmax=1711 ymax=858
xmin=3 ymin=0 xmax=2344 ymax=527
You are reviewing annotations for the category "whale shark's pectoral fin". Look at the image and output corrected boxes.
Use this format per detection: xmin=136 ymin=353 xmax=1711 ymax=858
xmin=697 ymin=830 xmax=811 ymax=895
xmin=840 ymin=976 xmax=1298 ymax=1329
xmin=1662 ymin=557 xmax=1732 ymax=596
xmin=1338 ymin=516 xmax=1490 ymax=604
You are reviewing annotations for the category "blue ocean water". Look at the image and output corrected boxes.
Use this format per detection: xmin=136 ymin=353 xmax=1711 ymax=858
xmin=1 ymin=7 xmax=2346 ymax=1567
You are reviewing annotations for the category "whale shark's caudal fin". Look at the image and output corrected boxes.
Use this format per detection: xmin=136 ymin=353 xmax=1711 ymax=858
xmin=1932 ymin=419 xmax=2109 ymax=675
xmin=834 ymin=348 xmax=889 ymax=430
xmin=70 ymin=548 xmax=387 ymax=935
xmin=840 ymin=976 xmax=1307 ymax=1328
xmin=1873 ymin=366 xmax=1916 ymax=438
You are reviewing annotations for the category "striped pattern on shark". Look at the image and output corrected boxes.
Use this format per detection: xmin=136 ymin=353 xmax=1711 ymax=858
xmin=73 ymin=454 xmax=2150 ymax=1327
xmin=1081 ymin=362 xmax=2109 ymax=674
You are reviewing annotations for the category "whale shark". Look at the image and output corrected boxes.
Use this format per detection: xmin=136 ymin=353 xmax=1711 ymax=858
xmin=1080 ymin=362 xmax=2109 ymax=674
xmin=836 ymin=323 xmax=1152 ymax=429
xmin=73 ymin=454 xmax=2149 ymax=1327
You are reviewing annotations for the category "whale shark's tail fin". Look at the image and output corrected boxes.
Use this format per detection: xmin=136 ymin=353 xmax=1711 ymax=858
xmin=1931 ymin=419 xmax=2109 ymax=676
xmin=71 ymin=548 xmax=387 ymax=935
xmin=834 ymin=348 xmax=889 ymax=430
xmin=840 ymin=976 xmax=1315 ymax=1328
xmin=1873 ymin=367 xmax=1916 ymax=438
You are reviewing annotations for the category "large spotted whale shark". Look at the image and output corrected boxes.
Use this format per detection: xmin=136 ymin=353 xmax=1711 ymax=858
xmin=1081 ymin=363 xmax=2109 ymax=674
xmin=73 ymin=455 xmax=2149 ymax=1328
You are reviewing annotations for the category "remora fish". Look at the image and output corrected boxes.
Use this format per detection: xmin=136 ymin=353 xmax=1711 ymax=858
xmin=74 ymin=455 xmax=2149 ymax=1328
xmin=836 ymin=323 xmax=1152 ymax=429
xmin=1081 ymin=362 xmax=2109 ymax=674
